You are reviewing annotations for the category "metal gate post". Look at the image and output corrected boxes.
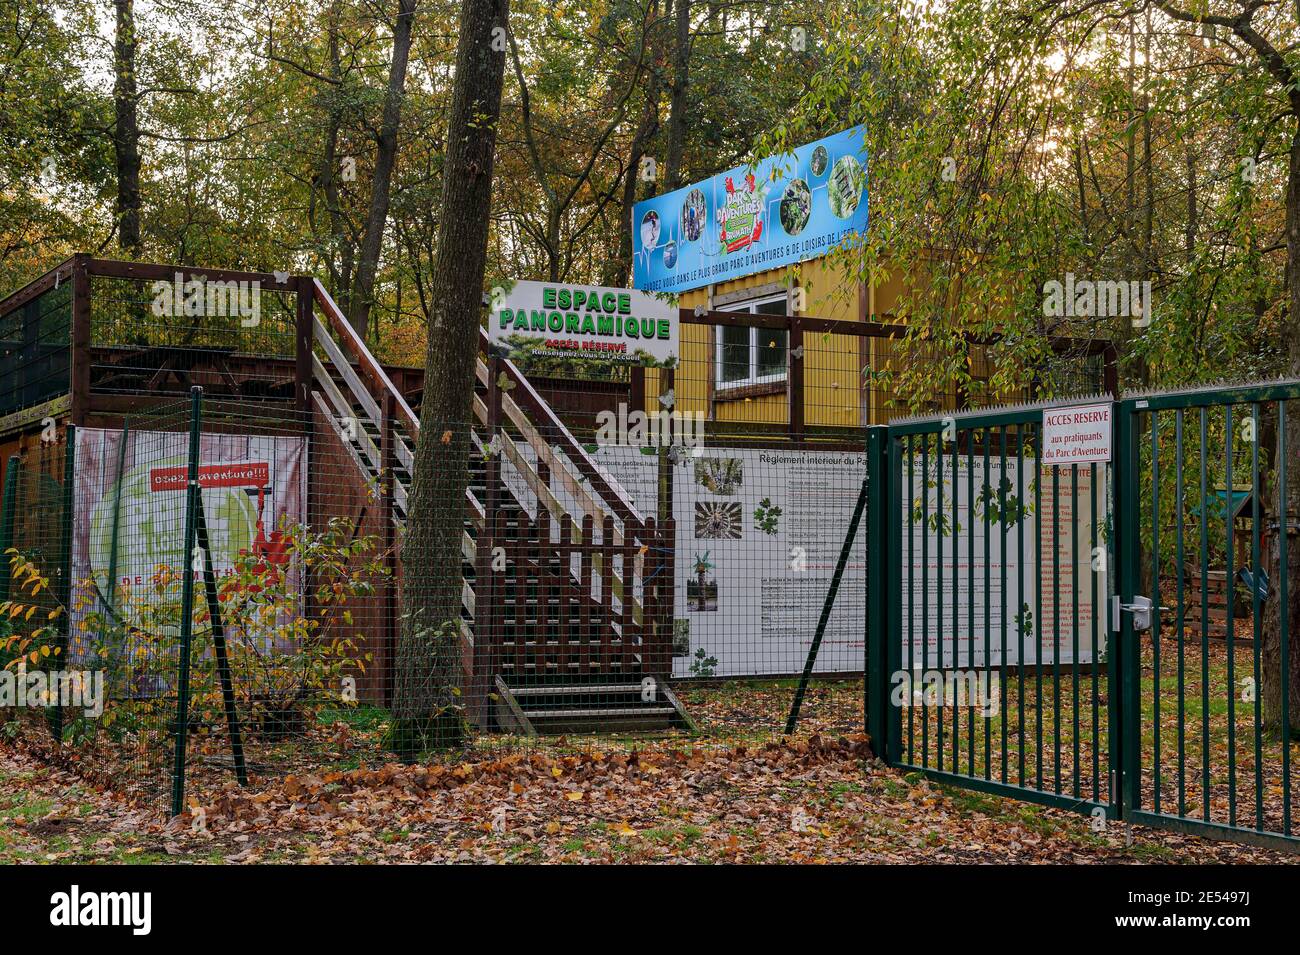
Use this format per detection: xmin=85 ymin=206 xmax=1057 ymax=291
xmin=1112 ymin=397 xmax=1141 ymax=819
xmin=48 ymin=425 xmax=76 ymax=742
xmin=865 ymin=425 xmax=895 ymax=761
xmin=883 ymin=424 xmax=903 ymax=764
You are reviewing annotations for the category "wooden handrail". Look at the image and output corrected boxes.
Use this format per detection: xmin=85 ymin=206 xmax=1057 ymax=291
xmin=0 ymin=257 xmax=76 ymax=321
xmin=313 ymin=285 xmax=645 ymax=543
xmin=313 ymin=279 xmax=420 ymax=436
xmin=478 ymin=328 xmax=645 ymax=531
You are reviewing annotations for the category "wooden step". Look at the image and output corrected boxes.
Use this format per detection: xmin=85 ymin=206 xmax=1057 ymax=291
xmin=493 ymin=676 xmax=696 ymax=736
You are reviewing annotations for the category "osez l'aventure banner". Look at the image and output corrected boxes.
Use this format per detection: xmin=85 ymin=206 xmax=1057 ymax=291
xmin=490 ymin=280 xmax=678 ymax=364
xmin=69 ymin=429 xmax=306 ymax=681
xmin=632 ymin=126 xmax=869 ymax=294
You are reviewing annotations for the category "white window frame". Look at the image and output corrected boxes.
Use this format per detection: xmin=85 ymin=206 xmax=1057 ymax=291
xmin=713 ymin=293 xmax=790 ymax=390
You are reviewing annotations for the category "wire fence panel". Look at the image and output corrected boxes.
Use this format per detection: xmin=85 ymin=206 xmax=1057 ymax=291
xmin=0 ymin=278 xmax=71 ymax=423
xmin=2 ymin=381 xmax=872 ymax=815
xmin=1 ymin=401 xmax=192 ymax=805
xmin=88 ymin=272 xmax=300 ymax=403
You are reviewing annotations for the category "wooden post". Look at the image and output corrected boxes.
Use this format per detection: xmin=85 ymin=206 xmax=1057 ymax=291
xmin=537 ymin=459 xmax=552 ymax=673
xmin=600 ymin=516 xmax=616 ymax=674
xmin=69 ymin=254 xmax=90 ymax=426
xmin=579 ymin=514 xmax=594 ymax=674
xmin=559 ymin=513 xmax=573 ymax=670
xmin=789 ymin=316 xmax=805 ymax=442
xmin=657 ymin=365 xmax=677 ymax=682
xmin=511 ymin=508 xmax=526 ymax=676
xmin=663 ymin=516 xmax=676 ymax=678
xmin=643 ymin=517 xmax=662 ymax=679
xmin=630 ymin=365 xmax=645 ymax=415
xmin=295 ymin=276 xmax=314 ymax=415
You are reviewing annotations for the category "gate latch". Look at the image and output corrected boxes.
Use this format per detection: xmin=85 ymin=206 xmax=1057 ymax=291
xmin=1110 ymin=594 xmax=1169 ymax=633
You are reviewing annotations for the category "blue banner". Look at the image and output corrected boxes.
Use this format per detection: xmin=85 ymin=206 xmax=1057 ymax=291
xmin=632 ymin=126 xmax=868 ymax=294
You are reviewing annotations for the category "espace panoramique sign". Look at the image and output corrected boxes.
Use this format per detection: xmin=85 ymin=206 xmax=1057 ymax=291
xmin=631 ymin=126 xmax=869 ymax=294
xmin=490 ymin=280 xmax=678 ymax=364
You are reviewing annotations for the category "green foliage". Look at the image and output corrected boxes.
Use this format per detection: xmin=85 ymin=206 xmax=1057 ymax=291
xmin=688 ymin=647 xmax=719 ymax=678
xmin=753 ymin=498 xmax=782 ymax=535
xmin=764 ymin=0 xmax=1296 ymax=408
xmin=977 ymin=478 xmax=1028 ymax=530
xmin=6 ymin=517 xmax=385 ymax=748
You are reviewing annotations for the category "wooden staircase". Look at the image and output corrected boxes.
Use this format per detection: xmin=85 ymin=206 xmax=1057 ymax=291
xmin=1163 ymin=566 xmax=1255 ymax=645
xmin=307 ymin=281 xmax=682 ymax=735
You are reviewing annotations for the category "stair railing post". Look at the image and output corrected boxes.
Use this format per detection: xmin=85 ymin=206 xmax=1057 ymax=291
xmin=789 ymin=316 xmax=805 ymax=443
xmin=294 ymin=276 xmax=313 ymax=415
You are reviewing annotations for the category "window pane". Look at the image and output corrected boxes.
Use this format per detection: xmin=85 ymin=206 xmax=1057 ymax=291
xmin=719 ymin=325 xmax=750 ymax=383
xmin=756 ymin=329 xmax=788 ymax=377
xmin=754 ymin=298 xmax=788 ymax=316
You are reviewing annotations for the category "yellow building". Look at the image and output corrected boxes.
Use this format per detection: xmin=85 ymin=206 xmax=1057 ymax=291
xmin=636 ymin=254 xmax=979 ymax=438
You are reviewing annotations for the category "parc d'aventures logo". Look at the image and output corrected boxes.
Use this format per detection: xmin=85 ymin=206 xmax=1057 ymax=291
xmin=718 ymin=172 xmax=766 ymax=254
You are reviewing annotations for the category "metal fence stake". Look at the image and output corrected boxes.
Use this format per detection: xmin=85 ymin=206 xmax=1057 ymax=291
xmin=784 ymin=474 xmax=870 ymax=735
xmin=170 ymin=387 xmax=203 ymax=818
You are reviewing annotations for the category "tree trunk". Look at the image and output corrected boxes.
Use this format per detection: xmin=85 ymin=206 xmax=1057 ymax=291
xmin=389 ymin=0 xmax=507 ymax=758
xmin=318 ymin=4 xmax=356 ymax=314
xmin=349 ymin=0 xmax=419 ymax=339
xmin=112 ymin=0 xmax=142 ymax=253
xmin=607 ymin=111 xmax=657 ymax=287
xmin=604 ymin=1 xmax=664 ymax=286
xmin=1262 ymin=122 xmax=1300 ymax=739
xmin=662 ymin=0 xmax=690 ymax=192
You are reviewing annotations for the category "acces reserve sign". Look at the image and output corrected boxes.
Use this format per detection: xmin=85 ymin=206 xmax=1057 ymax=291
xmin=1042 ymin=402 xmax=1112 ymax=464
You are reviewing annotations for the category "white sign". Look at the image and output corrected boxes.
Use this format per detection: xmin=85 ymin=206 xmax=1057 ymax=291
xmin=490 ymin=280 xmax=678 ymax=364
xmin=1042 ymin=403 xmax=1112 ymax=464
xmin=903 ymin=455 xmax=1101 ymax=667
xmin=591 ymin=444 xmax=866 ymax=677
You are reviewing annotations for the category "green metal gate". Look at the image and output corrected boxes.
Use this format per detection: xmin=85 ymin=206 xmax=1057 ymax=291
xmin=866 ymin=382 xmax=1300 ymax=851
